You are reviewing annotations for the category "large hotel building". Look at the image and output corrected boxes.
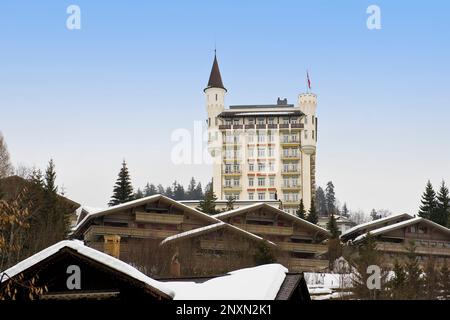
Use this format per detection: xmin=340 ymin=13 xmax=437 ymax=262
xmin=205 ymin=54 xmax=318 ymax=214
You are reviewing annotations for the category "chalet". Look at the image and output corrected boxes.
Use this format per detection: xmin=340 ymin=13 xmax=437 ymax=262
xmin=0 ymin=240 xmax=310 ymax=301
xmin=159 ymin=221 xmax=277 ymax=276
xmin=213 ymin=203 xmax=331 ymax=272
xmin=0 ymin=240 xmax=173 ymax=300
xmin=340 ymin=213 xmax=413 ymax=242
xmin=351 ymin=217 xmax=450 ymax=268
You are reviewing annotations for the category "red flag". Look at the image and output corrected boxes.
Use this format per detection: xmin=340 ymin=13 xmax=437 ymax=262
xmin=307 ymin=71 xmax=311 ymax=90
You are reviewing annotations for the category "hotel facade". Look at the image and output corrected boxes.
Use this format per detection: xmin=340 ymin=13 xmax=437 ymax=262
xmin=205 ymin=54 xmax=318 ymax=214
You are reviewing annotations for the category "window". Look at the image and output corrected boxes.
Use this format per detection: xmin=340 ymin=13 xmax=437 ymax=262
xmin=283 ymin=134 xmax=289 ymax=143
xmin=268 ymin=118 xmax=274 ymax=124
xmin=257 ymin=118 xmax=265 ymax=125
xmin=304 ymin=117 xmax=308 ymax=124
xmin=283 ymin=148 xmax=289 ymax=157
xmin=233 ymin=193 xmax=240 ymax=200
xmin=269 ymin=177 xmax=275 ymax=187
xmin=283 ymin=163 xmax=289 ymax=172
xmin=258 ymin=147 xmax=265 ymax=157
xmin=291 ymin=118 xmax=298 ymax=124
xmin=257 ymin=134 xmax=265 ymax=143
xmin=283 ymin=178 xmax=289 ymax=187
xmin=248 ymin=177 xmax=254 ymax=186
xmin=291 ymin=134 xmax=297 ymax=142
xmin=283 ymin=118 xmax=289 ymax=124
xmin=248 ymin=133 xmax=254 ymax=143
xmin=233 ymin=178 xmax=240 ymax=187
xmin=268 ymin=162 xmax=275 ymax=171
xmin=304 ymin=130 xmax=308 ymax=139
xmin=283 ymin=193 xmax=290 ymax=201
xmin=249 ymin=163 xmax=254 ymax=172
xmin=225 ymin=178 xmax=231 ymax=187
xmin=226 ymin=119 xmax=232 ymax=125
xmin=269 ymin=192 xmax=276 ymax=200
xmin=215 ymin=94 xmax=218 ymax=101
xmin=233 ymin=164 xmax=240 ymax=172
xmin=225 ymin=164 xmax=231 ymax=173
xmin=249 ymin=192 xmax=254 ymax=200
xmin=292 ymin=178 xmax=298 ymax=186
xmin=268 ymin=132 xmax=274 ymax=142
xmin=258 ymin=163 xmax=265 ymax=172
xmin=233 ymin=119 xmax=239 ymax=125
xmin=248 ymin=147 xmax=254 ymax=158
xmin=248 ymin=118 xmax=255 ymax=125
xmin=258 ymin=193 xmax=265 ymax=200
xmin=312 ymin=116 xmax=315 ymax=124
xmin=312 ymin=130 xmax=315 ymax=139
xmin=258 ymin=178 xmax=265 ymax=186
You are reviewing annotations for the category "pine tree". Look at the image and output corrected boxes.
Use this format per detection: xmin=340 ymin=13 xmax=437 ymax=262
xmin=424 ymin=257 xmax=438 ymax=299
xmin=342 ymin=203 xmax=349 ymax=217
xmin=196 ymin=186 xmax=218 ymax=215
xmin=193 ymin=182 xmax=203 ymax=199
xmin=388 ymin=260 xmax=407 ymax=299
xmin=253 ymin=241 xmax=276 ymax=265
xmin=224 ymin=196 xmax=235 ymax=211
xmin=418 ymin=180 xmax=437 ymax=220
xmin=44 ymin=159 xmax=57 ymax=193
xmin=370 ymin=209 xmax=380 ymax=221
xmin=144 ymin=183 xmax=157 ymax=197
xmin=164 ymin=186 xmax=173 ymax=198
xmin=436 ymin=181 xmax=450 ymax=227
xmin=325 ymin=181 xmax=336 ymax=215
xmin=186 ymin=177 xmax=197 ymax=200
xmin=439 ymin=261 xmax=450 ymax=299
xmin=157 ymin=184 xmax=165 ymax=195
xmin=327 ymin=211 xmax=339 ymax=238
xmin=315 ymin=187 xmax=327 ymax=217
xmin=404 ymin=242 xmax=424 ymax=299
xmin=134 ymin=188 xmax=144 ymax=199
xmin=172 ymin=181 xmax=185 ymax=200
xmin=108 ymin=160 xmax=134 ymax=206
xmin=306 ymin=198 xmax=318 ymax=224
xmin=296 ymin=199 xmax=306 ymax=219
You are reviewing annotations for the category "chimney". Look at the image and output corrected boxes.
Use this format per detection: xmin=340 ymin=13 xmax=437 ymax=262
xmin=103 ymin=235 xmax=121 ymax=259
xmin=170 ymin=252 xmax=181 ymax=277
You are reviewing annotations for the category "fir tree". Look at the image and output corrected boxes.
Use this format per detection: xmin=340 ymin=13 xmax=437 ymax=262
xmin=172 ymin=181 xmax=185 ymax=200
xmin=418 ymin=180 xmax=437 ymax=220
xmin=315 ymin=187 xmax=327 ymax=217
xmin=306 ymin=198 xmax=318 ymax=224
xmin=157 ymin=184 xmax=165 ymax=195
xmin=424 ymin=257 xmax=438 ymax=300
xmin=44 ymin=159 xmax=57 ymax=193
xmin=325 ymin=181 xmax=336 ymax=215
xmin=253 ymin=242 xmax=276 ymax=265
xmin=436 ymin=180 xmax=450 ymax=227
xmin=439 ymin=261 xmax=450 ymax=299
xmin=388 ymin=260 xmax=407 ymax=299
xmin=134 ymin=188 xmax=144 ymax=199
xmin=108 ymin=160 xmax=134 ymax=206
xmin=196 ymin=186 xmax=218 ymax=215
xmin=186 ymin=177 xmax=197 ymax=200
xmin=296 ymin=199 xmax=306 ymax=219
xmin=404 ymin=242 xmax=424 ymax=300
xmin=164 ymin=186 xmax=173 ymax=198
xmin=327 ymin=211 xmax=339 ymax=238
xmin=370 ymin=209 xmax=380 ymax=221
xmin=144 ymin=183 xmax=157 ymax=197
xmin=342 ymin=202 xmax=349 ymax=217
xmin=224 ymin=196 xmax=235 ymax=211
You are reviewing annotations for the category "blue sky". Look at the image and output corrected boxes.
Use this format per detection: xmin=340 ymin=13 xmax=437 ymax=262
xmin=1 ymin=1 xmax=449 ymax=214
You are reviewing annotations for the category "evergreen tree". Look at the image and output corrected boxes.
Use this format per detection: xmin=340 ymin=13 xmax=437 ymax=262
xmin=193 ymin=182 xmax=203 ymax=199
xmin=370 ymin=209 xmax=380 ymax=221
xmin=418 ymin=180 xmax=437 ymax=220
xmin=296 ymin=199 xmax=306 ymax=219
xmin=144 ymin=183 xmax=157 ymax=197
xmin=342 ymin=202 xmax=349 ymax=217
xmin=196 ymin=186 xmax=218 ymax=215
xmin=164 ymin=186 xmax=173 ymax=198
xmin=439 ymin=261 xmax=450 ymax=299
xmin=134 ymin=188 xmax=144 ymax=199
xmin=306 ymin=198 xmax=318 ymax=224
xmin=157 ymin=184 xmax=165 ymax=195
xmin=325 ymin=181 xmax=336 ymax=215
xmin=404 ymin=242 xmax=424 ymax=300
xmin=44 ymin=159 xmax=57 ymax=193
xmin=315 ymin=186 xmax=327 ymax=217
xmin=172 ymin=181 xmax=185 ymax=200
xmin=436 ymin=180 xmax=450 ymax=227
xmin=388 ymin=260 xmax=407 ymax=299
xmin=327 ymin=211 xmax=339 ymax=238
xmin=424 ymin=257 xmax=438 ymax=300
xmin=224 ymin=196 xmax=235 ymax=211
xmin=253 ymin=242 xmax=276 ymax=265
xmin=108 ymin=160 xmax=134 ymax=206
xmin=186 ymin=177 xmax=197 ymax=200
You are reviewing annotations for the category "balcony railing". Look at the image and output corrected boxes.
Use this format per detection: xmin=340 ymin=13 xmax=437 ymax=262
xmin=223 ymin=170 xmax=241 ymax=175
xmin=200 ymin=240 xmax=249 ymax=251
xmin=219 ymin=125 xmax=232 ymax=130
xmin=277 ymin=242 xmax=328 ymax=254
xmin=84 ymin=225 xmax=178 ymax=240
xmin=376 ymin=242 xmax=450 ymax=257
xmin=289 ymin=258 xmax=329 ymax=271
xmin=223 ymin=185 xmax=242 ymax=190
xmin=235 ymin=223 xmax=293 ymax=236
xmin=135 ymin=212 xmax=184 ymax=224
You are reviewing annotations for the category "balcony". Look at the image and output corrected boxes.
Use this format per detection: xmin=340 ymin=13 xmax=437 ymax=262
xmin=219 ymin=125 xmax=232 ymax=130
xmin=223 ymin=185 xmax=242 ymax=191
xmin=376 ymin=242 xmax=450 ymax=257
xmin=279 ymin=123 xmax=304 ymax=131
xmin=256 ymin=124 xmax=266 ymax=129
xmin=281 ymin=170 xmax=300 ymax=176
xmin=84 ymin=225 xmax=178 ymax=241
xmin=223 ymin=170 xmax=242 ymax=176
xmin=245 ymin=124 xmax=255 ymax=129
xmin=281 ymin=155 xmax=300 ymax=161
xmin=268 ymin=124 xmax=278 ymax=129
xmin=235 ymin=223 xmax=293 ymax=236
xmin=200 ymin=240 xmax=249 ymax=251
xmin=280 ymin=140 xmax=300 ymax=147
xmin=281 ymin=185 xmax=301 ymax=191
xmin=277 ymin=242 xmax=328 ymax=254
xmin=289 ymin=258 xmax=329 ymax=271
xmin=135 ymin=212 xmax=184 ymax=224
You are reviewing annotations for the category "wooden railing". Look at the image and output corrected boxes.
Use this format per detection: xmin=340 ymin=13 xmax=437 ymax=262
xmin=277 ymin=242 xmax=328 ymax=253
xmin=135 ymin=212 xmax=184 ymax=224
xmin=289 ymin=258 xmax=329 ymax=271
xmin=84 ymin=225 xmax=178 ymax=240
xmin=376 ymin=242 xmax=450 ymax=256
xmin=235 ymin=223 xmax=293 ymax=236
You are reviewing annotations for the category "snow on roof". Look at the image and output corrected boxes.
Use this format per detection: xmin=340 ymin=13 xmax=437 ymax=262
xmin=160 ymin=221 xmax=276 ymax=246
xmin=353 ymin=216 xmax=450 ymax=242
xmin=0 ymin=240 xmax=175 ymax=298
xmin=73 ymin=194 xmax=220 ymax=233
xmin=163 ymin=264 xmax=288 ymax=300
xmin=214 ymin=203 xmax=331 ymax=236
xmin=340 ymin=213 xmax=413 ymax=238
xmin=232 ymin=112 xmax=299 ymax=116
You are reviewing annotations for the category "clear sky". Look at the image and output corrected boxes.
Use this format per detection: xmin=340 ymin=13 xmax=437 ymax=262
xmin=1 ymin=1 xmax=449 ymax=214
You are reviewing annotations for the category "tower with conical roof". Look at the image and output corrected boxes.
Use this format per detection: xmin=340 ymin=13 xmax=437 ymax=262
xmin=205 ymin=53 xmax=227 ymax=195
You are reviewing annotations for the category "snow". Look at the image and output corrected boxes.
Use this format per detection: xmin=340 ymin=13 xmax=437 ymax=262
xmin=341 ymin=213 xmax=413 ymax=238
xmin=164 ymin=264 xmax=288 ymax=300
xmin=0 ymin=240 xmax=175 ymax=298
xmin=232 ymin=112 xmax=298 ymax=116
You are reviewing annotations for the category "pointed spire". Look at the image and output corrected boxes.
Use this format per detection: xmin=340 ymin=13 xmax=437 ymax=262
xmin=204 ymin=53 xmax=226 ymax=92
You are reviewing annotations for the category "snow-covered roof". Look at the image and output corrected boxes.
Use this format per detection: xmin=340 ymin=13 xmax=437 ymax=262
xmin=160 ymin=221 xmax=276 ymax=246
xmin=72 ymin=194 xmax=220 ymax=234
xmin=163 ymin=264 xmax=288 ymax=300
xmin=353 ymin=217 xmax=450 ymax=243
xmin=0 ymin=240 xmax=175 ymax=298
xmin=214 ymin=203 xmax=331 ymax=237
xmin=340 ymin=213 xmax=413 ymax=239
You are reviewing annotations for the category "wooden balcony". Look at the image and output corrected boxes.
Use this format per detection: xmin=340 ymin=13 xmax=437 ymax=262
xmin=84 ymin=225 xmax=178 ymax=240
xmin=376 ymin=242 xmax=450 ymax=257
xmin=135 ymin=212 xmax=184 ymax=224
xmin=277 ymin=242 xmax=328 ymax=254
xmin=200 ymin=240 xmax=249 ymax=251
xmin=289 ymin=258 xmax=329 ymax=271
xmin=235 ymin=223 xmax=293 ymax=236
